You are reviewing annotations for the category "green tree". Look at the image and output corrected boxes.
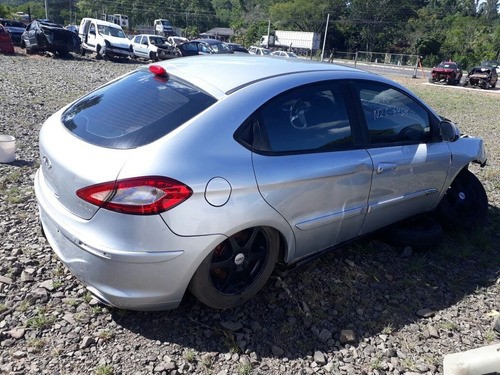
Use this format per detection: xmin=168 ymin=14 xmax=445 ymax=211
xmin=269 ymin=0 xmax=329 ymax=33
xmin=0 ymin=4 xmax=12 ymax=18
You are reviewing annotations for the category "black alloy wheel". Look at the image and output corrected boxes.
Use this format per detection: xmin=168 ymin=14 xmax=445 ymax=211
xmin=189 ymin=227 xmax=278 ymax=309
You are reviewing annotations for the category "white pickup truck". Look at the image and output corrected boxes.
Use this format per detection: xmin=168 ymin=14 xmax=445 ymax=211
xmin=79 ymin=18 xmax=132 ymax=60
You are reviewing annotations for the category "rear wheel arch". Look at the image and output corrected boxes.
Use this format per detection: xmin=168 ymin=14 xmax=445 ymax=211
xmin=188 ymin=225 xmax=283 ymax=309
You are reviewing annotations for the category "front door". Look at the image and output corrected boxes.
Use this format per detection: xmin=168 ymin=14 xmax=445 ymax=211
xmin=350 ymin=80 xmax=451 ymax=234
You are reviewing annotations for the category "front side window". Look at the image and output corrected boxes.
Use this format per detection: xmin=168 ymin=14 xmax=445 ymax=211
xmin=355 ymin=82 xmax=431 ymax=145
xmin=246 ymin=82 xmax=353 ymax=154
xmin=62 ymin=70 xmax=217 ymax=149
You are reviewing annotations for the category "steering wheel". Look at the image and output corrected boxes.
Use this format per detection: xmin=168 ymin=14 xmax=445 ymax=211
xmin=290 ymin=99 xmax=311 ymax=129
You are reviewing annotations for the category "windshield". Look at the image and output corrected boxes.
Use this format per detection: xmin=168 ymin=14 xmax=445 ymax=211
xmin=39 ymin=20 xmax=64 ymax=28
xmin=210 ymin=42 xmax=232 ymax=54
xmin=1 ymin=20 xmax=25 ymax=28
xmin=97 ymin=25 xmax=126 ymax=38
xmin=150 ymin=36 xmax=166 ymax=45
xmin=437 ymin=62 xmax=457 ymax=69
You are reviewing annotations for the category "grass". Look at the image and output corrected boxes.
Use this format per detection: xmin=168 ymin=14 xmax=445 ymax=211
xmin=27 ymin=338 xmax=46 ymax=352
xmin=183 ymin=349 xmax=196 ymax=362
xmin=25 ymin=308 xmax=56 ymax=330
xmin=97 ymin=329 xmax=114 ymax=341
xmin=238 ymin=363 xmax=253 ymax=375
xmin=95 ymin=365 xmax=114 ymax=375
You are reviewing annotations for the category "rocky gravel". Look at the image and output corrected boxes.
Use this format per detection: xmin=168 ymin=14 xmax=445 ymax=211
xmin=0 ymin=49 xmax=499 ymax=375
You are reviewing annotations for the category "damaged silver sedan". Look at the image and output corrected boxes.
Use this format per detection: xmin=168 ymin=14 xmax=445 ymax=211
xmin=35 ymin=56 xmax=488 ymax=311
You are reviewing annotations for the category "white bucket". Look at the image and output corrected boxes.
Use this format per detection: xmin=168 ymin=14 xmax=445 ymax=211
xmin=0 ymin=135 xmax=16 ymax=163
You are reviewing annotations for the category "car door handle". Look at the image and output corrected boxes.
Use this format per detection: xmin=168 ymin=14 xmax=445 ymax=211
xmin=376 ymin=162 xmax=398 ymax=174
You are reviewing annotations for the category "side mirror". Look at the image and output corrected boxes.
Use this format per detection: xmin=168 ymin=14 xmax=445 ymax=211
xmin=440 ymin=120 xmax=460 ymax=142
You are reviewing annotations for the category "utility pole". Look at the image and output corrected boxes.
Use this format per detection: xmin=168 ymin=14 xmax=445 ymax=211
xmin=266 ymin=19 xmax=270 ymax=49
xmin=321 ymin=13 xmax=330 ymax=62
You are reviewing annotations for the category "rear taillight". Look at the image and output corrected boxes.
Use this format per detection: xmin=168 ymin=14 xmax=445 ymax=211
xmin=76 ymin=176 xmax=192 ymax=215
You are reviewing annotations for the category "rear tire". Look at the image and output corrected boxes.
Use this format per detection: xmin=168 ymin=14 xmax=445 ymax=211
xmin=436 ymin=169 xmax=488 ymax=230
xmin=189 ymin=227 xmax=279 ymax=309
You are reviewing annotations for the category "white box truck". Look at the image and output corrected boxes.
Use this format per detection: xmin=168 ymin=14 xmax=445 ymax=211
xmin=154 ymin=19 xmax=175 ymax=36
xmin=261 ymin=30 xmax=320 ymax=51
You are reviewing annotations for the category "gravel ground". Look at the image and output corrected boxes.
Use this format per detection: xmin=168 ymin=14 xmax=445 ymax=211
xmin=0 ymin=50 xmax=499 ymax=375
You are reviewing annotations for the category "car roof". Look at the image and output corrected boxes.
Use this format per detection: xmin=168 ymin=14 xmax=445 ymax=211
xmin=82 ymin=18 xmax=121 ymax=28
xmin=156 ymin=54 xmax=366 ymax=95
xmin=192 ymin=38 xmax=225 ymax=44
xmin=135 ymin=34 xmax=164 ymax=38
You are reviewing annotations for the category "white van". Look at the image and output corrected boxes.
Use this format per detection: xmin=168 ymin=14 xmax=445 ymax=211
xmin=79 ymin=18 xmax=132 ymax=60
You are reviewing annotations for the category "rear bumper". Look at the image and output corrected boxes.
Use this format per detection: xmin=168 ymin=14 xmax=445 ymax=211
xmin=34 ymin=169 xmax=224 ymax=311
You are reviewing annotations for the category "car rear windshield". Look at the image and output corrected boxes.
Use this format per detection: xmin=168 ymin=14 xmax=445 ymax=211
xmin=61 ymin=70 xmax=217 ymax=149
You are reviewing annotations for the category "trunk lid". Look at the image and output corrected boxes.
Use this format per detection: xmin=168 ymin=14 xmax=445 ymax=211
xmin=38 ymin=110 xmax=131 ymax=220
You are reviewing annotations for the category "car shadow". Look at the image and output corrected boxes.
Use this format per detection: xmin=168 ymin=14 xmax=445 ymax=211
xmin=110 ymin=204 xmax=500 ymax=360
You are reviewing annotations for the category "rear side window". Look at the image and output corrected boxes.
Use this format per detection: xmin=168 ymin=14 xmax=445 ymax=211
xmin=62 ymin=70 xmax=216 ymax=149
xmin=248 ymin=81 xmax=353 ymax=154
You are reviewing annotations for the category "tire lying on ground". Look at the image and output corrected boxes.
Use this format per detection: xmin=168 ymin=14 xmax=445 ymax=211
xmin=380 ymin=215 xmax=444 ymax=251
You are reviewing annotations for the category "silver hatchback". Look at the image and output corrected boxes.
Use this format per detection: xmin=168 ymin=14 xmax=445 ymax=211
xmin=35 ymin=55 xmax=488 ymax=311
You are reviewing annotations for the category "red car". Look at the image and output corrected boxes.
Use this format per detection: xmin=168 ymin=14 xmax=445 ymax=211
xmin=429 ymin=61 xmax=463 ymax=85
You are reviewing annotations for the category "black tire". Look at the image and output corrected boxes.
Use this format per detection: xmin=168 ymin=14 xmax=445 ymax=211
xmin=58 ymin=47 xmax=69 ymax=58
xmin=189 ymin=227 xmax=279 ymax=309
xmin=436 ymin=169 xmax=488 ymax=230
xmin=149 ymin=51 xmax=158 ymax=61
xmin=381 ymin=215 xmax=443 ymax=251
xmin=95 ymin=44 xmax=103 ymax=60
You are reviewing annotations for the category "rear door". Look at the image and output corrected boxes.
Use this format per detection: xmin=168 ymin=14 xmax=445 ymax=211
xmin=250 ymin=81 xmax=372 ymax=261
xmin=349 ymin=80 xmax=451 ymax=234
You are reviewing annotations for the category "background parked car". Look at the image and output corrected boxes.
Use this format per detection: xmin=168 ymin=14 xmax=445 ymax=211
xmin=131 ymin=34 xmax=177 ymax=60
xmin=248 ymin=45 xmax=271 ymax=55
xmin=226 ymin=42 xmax=249 ymax=53
xmin=429 ymin=61 xmax=462 ymax=85
xmin=0 ymin=18 xmax=26 ymax=45
xmin=463 ymin=65 xmax=498 ymax=89
xmin=20 ymin=19 xmax=80 ymax=57
xmin=271 ymin=50 xmax=298 ymax=58
xmin=167 ymin=36 xmax=189 ymax=46
xmin=35 ymin=55 xmax=488 ymax=311
xmin=64 ymin=24 xmax=79 ymax=34
xmin=190 ymin=39 xmax=233 ymax=54
xmin=176 ymin=39 xmax=233 ymax=56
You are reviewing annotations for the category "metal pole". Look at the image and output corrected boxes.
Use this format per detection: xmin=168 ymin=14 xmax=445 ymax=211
xmin=44 ymin=0 xmax=48 ymax=19
xmin=320 ymin=13 xmax=330 ymax=62
xmin=266 ymin=19 xmax=270 ymax=49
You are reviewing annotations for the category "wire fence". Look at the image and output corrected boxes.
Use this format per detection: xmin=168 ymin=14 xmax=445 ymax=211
xmin=315 ymin=50 xmax=430 ymax=79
